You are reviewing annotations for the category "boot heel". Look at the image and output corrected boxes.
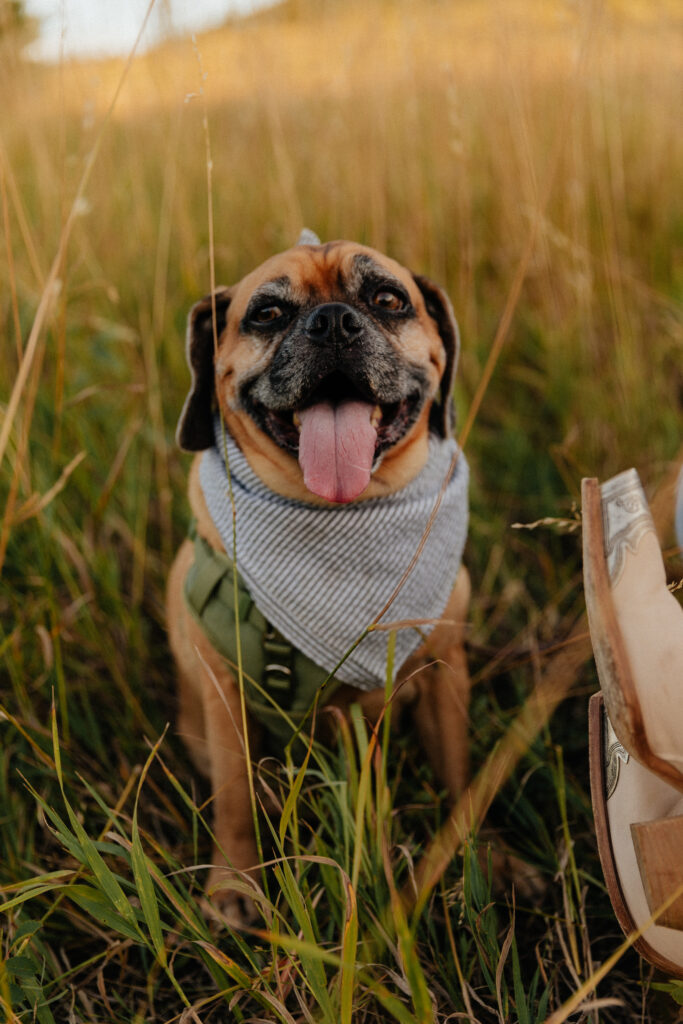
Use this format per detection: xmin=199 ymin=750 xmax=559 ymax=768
xmin=631 ymin=816 xmax=683 ymax=930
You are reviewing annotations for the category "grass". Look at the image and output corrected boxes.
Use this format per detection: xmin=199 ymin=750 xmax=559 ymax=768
xmin=1 ymin=0 xmax=682 ymax=1020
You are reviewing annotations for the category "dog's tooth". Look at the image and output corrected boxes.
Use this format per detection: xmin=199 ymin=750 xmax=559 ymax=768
xmin=371 ymin=405 xmax=382 ymax=428
xmin=293 ymin=412 xmax=301 ymax=432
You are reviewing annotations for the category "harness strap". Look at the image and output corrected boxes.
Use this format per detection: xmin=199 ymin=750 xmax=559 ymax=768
xmin=183 ymin=522 xmax=342 ymax=752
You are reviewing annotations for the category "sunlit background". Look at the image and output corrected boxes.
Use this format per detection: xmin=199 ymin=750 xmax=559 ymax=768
xmin=24 ymin=0 xmax=275 ymax=59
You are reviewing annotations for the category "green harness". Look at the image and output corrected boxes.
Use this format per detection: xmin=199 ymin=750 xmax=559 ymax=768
xmin=183 ymin=524 xmax=342 ymax=753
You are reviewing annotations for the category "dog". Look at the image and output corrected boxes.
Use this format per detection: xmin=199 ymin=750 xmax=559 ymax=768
xmin=166 ymin=232 xmax=471 ymax=925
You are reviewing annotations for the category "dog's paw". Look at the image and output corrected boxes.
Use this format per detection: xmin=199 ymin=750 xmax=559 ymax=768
xmin=478 ymin=835 xmax=547 ymax=902
xmin=202 ymin=867 xmax=261 ymax=929
xmin=490 ymin=849 xmax=546 ymax=902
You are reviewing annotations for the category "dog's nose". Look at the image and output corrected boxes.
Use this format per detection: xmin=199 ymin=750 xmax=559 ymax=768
xmin=304 ymin=303 xmax=363 ymax=345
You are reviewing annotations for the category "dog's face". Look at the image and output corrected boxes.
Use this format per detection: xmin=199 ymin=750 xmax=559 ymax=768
xmin=178 ymin=240 xmax=459 ymax=503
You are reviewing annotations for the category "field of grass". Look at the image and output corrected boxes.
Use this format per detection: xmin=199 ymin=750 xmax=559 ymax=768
xmin=0 ymin=0 xmax=682 ymax=1020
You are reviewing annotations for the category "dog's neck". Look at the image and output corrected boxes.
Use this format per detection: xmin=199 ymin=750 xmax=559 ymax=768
xmin=199 ymin=419 xmax=469 ymax=690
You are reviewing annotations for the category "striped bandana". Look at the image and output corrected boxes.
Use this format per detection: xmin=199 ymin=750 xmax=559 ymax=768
xmin=199 ymin=419 xmax=469 ymax=690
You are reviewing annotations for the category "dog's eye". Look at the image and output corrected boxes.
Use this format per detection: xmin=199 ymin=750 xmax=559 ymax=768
xmin=251 ymin=304 xmax=284 ymax=325
xmin=371 ymin=288 xmax=407 ymax=312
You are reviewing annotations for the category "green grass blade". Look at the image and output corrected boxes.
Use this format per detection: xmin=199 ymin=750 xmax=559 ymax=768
xmin=279 ymin=732 xmax=313 ymax=847
xmin=272 ymin=861 xmax=334 ymax=1017
xmin=350 ymin=705 xmax=374 ymax=893
xmin=4 ymin=952 xmax=49 ymax=1018
xmin=194 ymin=941 xmax=256 ymax=988
xmin=0 ymin=884 xmax=68 ymax=914
xmin=365 ymin=978 xmax=420 ymax=1024
xmin=67 ymin=884 xmax=142 ymax=941
xmin=130 ymin=821 xmax=166 ymax=964
xmin=512 ymin=937 xmax=530 ymax=1024
xmin=254 ymin=929 xmax=344 ymax=970
xmin=339 ymin=878 xmax=359 ymax=1024
xmin=131 ymin=731 xmax=169 ymax=967
xmin=50 ymin=707 xmax=140 ymax=932
xmin=0 ymin=870 xmax=72 ymax=893
xmin=6 ymin=965 xmax=56 ymax=1024
xmin=391 ymin=893 xmax=434 ymax=1023
xmin=20 ymin=775 xmax=85 ymax=862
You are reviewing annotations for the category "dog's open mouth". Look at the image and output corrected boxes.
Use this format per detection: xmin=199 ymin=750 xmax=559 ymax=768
xmin=249 ymin=373 xmax=424 ymax=503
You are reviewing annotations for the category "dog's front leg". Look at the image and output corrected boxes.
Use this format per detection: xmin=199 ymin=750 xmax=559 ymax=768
xmin=185 ymin=616 xmax=261 ymax=925
xmin=409 ymin=566 xmax=472 ymax=799
xmin=412 ymin=645 xmax=471 ymax=798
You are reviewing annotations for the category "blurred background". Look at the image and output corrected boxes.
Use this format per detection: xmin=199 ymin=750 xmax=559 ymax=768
xmin=0 ymin=0 xmax=682 ymax=1019
xmin=23 ymin=0 xmax=272 ymax=61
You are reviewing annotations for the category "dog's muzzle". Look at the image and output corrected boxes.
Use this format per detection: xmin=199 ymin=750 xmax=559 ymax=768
xmin=243 ymin=305 xmax=429 ymax=504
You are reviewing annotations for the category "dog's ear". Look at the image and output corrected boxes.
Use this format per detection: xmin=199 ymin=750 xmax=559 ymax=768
xmin=412 ymin=274 xmax=460 ymax=439
xmin=176 ymin=287 xmax=233 ymax=451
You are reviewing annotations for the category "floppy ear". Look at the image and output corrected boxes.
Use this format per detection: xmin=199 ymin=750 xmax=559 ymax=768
xmin=176 ymin=287 xmax=233 ymax=451
xmin=412 ymin=274 xmax=460 ymax=439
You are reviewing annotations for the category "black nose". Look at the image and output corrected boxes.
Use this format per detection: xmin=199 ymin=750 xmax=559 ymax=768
xmin=304 ymin=303 xmax=363 ymax=345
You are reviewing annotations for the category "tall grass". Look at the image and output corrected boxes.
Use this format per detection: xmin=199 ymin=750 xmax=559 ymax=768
xmin=0 ymin=0 xmax=681 ymax=1020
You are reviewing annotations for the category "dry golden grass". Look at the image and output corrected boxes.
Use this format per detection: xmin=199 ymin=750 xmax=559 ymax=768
xmin=13 ymin=1 xmax=683 ymax=116
xmin=0 ymin=1 xmax=682 ymax=1020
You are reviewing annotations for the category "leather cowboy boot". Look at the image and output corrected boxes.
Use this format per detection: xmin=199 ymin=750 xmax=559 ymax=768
xmin=584 ymin=468 xmax=683 ymax=975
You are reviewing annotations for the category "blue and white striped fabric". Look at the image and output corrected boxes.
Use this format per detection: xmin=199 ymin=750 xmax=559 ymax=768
xmin=200 ymin=419 xmax=469 ymax=690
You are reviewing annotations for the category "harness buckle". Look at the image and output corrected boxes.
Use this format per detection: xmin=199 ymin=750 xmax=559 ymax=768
xmin=263 ymin=626 xmax=294 ymax=696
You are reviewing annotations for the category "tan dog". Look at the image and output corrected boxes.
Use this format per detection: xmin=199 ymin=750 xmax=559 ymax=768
xmin=167 ymin=236 xmax=471 ymax=924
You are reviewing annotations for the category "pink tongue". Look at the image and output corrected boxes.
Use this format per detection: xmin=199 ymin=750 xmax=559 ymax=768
xmin=298 ymin=400 xmax=377 ymax=503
